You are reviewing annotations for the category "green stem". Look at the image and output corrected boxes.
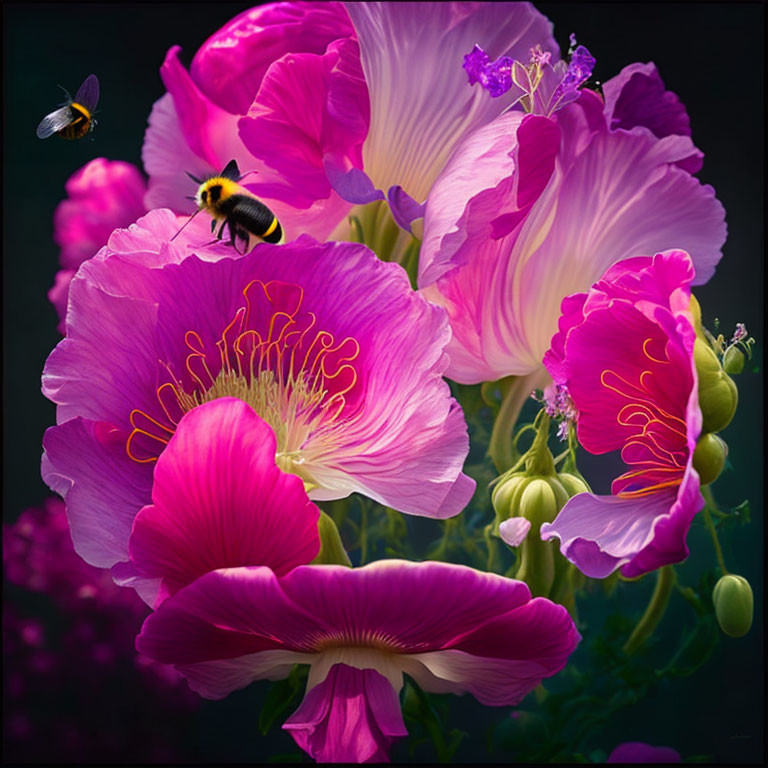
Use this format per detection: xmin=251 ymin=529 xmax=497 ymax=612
xmin=488 ymin=369 xmax=549 ymax=473
xmin=359 ymin=500 xmax=369 ymax=565
xmin=622 ymin=565 xmax=675 ymax=655
xmin=701 ymin=486 xmax=728 ymax=575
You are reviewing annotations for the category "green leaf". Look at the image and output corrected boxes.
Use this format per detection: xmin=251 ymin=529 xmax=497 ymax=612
xmin=258 ymin=665 xmax=307 ymax=736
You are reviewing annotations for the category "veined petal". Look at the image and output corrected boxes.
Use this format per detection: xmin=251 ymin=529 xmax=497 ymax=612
xmin=345 ymin=1 xmax=558 ymax=204
xmin=129 ymin=399 xmax=321 ymax=602
xmin=283 ymin=663 xmax=407 ymax=763
xmin=42 ymin=419 xmax=153 ymax=568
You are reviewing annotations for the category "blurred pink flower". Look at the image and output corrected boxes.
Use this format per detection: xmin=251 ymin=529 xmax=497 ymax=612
xmin=607 ymin=742 xmax=680 ymax=763
xmin=41 ymin=211 xmax=473 ymax=594
xmin=137 ymin=561 xmax=580 ymax=763
xmin=539 ymin=250 xmax=704 ymax=578
xmin=50 ymin=159 xmax=147 ymax=333
xmin=418 ymin=65 xmax=725 ymax=384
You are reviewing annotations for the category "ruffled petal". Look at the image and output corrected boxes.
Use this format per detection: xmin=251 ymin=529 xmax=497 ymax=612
xmin=283 ymin=663 xmax=407 ymax=763
xmin=239 ymin=37 xmax=366 ymax=214
xmin=346 ymin=1 xmax=558 ymax=204
xmin=603 ymin=62 xmax=702 ymax=172
xmin=190 ymin=2 xmax=355 ymax=115
xmin=41 ymin=419 xmax=153 ymax=568
xmin=129 ymin=399 xmax=321 ymax=601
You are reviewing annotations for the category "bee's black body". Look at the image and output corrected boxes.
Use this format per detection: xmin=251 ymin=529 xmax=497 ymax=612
xmin=216 ymin=194 xmax=283 ymax=246
xmin=188 ymin=160 xmax=284 ymax=253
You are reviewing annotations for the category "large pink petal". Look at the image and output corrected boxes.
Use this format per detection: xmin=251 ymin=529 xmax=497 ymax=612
xmin=129 ymin=399 xmax=320 ymax=601
xmin=283 ymin=663 xmax=407 ymax=763
xmin=41 ymin=419 xmax=153 ymax=568
xmin=346 ymin=1 xmax=558 ymax=204
xmin=191 ymin=2 xmax=355 ymax=115
xmin=136 ymin=567 xmax=327 ymax=662
xmin=278 ymin=560 xmax=532 ymax=651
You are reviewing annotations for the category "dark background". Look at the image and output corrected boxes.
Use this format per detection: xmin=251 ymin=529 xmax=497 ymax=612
xmin=3 ymin=1 xmax=764 ymax=764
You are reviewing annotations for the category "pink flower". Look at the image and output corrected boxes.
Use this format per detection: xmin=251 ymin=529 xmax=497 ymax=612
xmin=136 ymin=561 xmax=580 ymax=763
xmin=418 ymin=65 xmax=725 ymax=384
xmin=539 ymin=250 xmax=704 ymax=578
xmin=607 ymin=742 xmax=681 ymax=763
xmin=50 ymin=159 xmax=147 ymax=333
xmin=142 ymin=2 xmax=559 ymax=239
xmin=41 ymin=212 xmax=474 ymax=588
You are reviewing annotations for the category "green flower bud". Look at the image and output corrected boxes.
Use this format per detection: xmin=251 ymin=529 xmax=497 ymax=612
xmin=311 ymin=511 xmax=352 ymax=566
xmin=713 ymin=574 xmax=753 ymax=638
xmin=722 ymin=345 xmax=745 ymax=375
xmin=491 ymin=473 xmax=530 ymax=530
xmin=694 ymin=338 xmax=738 ymax=433
xmin=692 ymin=433 xmax=728 ymax=486
xmin=515 ymin=480 xmax=558 ymax=598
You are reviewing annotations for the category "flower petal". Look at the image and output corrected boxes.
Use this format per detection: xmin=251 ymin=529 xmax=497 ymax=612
xmin=499 ymin=517 xmax=531 ymax=547
xmin=136 ymin=566 xmax=327 ymax=663
xmin=346 ymin=1 xmax=558 ymax=203
xmin=283 ymin=663 xmax=407 ymax=763
xmin=41 ymin=419 xmax=153 ymax=568
xmin=278 ymin=560 xmax=532 ymax=651
xmin=239 ymin=36 xmax=366 ymax=217
xmin=129 ymin=399 xmax=321 ymax=601
xmin=603 ymin=62 xmax=702 ymax=172
xmin=190 ymin=2 xmax=355 ymax=115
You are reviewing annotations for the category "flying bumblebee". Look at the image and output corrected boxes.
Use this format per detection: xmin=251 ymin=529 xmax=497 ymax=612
xmin=36 ymin=74 xmax=99 ymax=140
xmin=173 ymin=159 xmax=284 ymax=253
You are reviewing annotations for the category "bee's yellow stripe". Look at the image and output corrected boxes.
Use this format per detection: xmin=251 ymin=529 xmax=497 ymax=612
xmin=262 ymin=217 xmax=279 ymax=237
xmin=70 ymin=102 xmax=91 ymax=120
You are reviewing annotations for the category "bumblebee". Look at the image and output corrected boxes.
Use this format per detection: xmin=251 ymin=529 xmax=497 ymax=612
xmin=174 ymin=159 xmax=283 ymax=253
xmin=36 ymin=74 xmax=99 ymax=140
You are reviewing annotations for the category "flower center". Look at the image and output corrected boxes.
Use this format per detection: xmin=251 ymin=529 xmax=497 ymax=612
xmin=126 ymin=279 xmax=361 ymax=482
xmin=601 ymin=337 xmax=689 ymax=499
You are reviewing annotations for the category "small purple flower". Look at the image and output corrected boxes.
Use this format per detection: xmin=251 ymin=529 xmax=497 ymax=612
xmin=463 ymin=36 xmax=595 ymax=116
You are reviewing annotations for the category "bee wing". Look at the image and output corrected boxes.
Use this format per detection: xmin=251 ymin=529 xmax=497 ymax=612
xmin=36 ymin=106 xmax=75 ymax=139
xmin=220 ymin=159 xmax=240 ymax=181
xmin=75 ymin=74 xmax=99 ymax=112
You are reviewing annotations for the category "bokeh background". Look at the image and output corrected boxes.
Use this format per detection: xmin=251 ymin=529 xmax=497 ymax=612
xmin=3 ymin=1 xmax=764 ymax=763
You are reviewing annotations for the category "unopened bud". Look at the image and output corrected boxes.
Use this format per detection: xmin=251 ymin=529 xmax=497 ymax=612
xmin=491 ymin=473 xmax=529 ymax=527
xmin=311 ymin=511 xmax=352 ymax=566
xmin=722 ymin=346 xmax=745 ymax=375
xmin=692 ymin=433 xmax=728 ymax=486
xmin=713 ymin=574 xmax=753 ymax=638
xmin=694 ymin=338 xmax=738 ymax=433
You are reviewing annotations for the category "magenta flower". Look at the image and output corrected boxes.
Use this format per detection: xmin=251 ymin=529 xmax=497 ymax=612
xmin=136 ymin=561 xmax=580 ymax=762
xmin=50 ymin=158 xmax=147 ymax=333
xmin=539 ymin=250 xmax=704 ymax=578
xmin=41 ymin=212 xmax=474 ymax=580
xmin=418 ymin=64 xmax=725 ymax=384
xmin=128 ymin=398 xmax=321 ymax=604
xmin=607 ymin=742 xmax=681 ymax=763
xmin=142 ymin=1 xmax=559 ymax=238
